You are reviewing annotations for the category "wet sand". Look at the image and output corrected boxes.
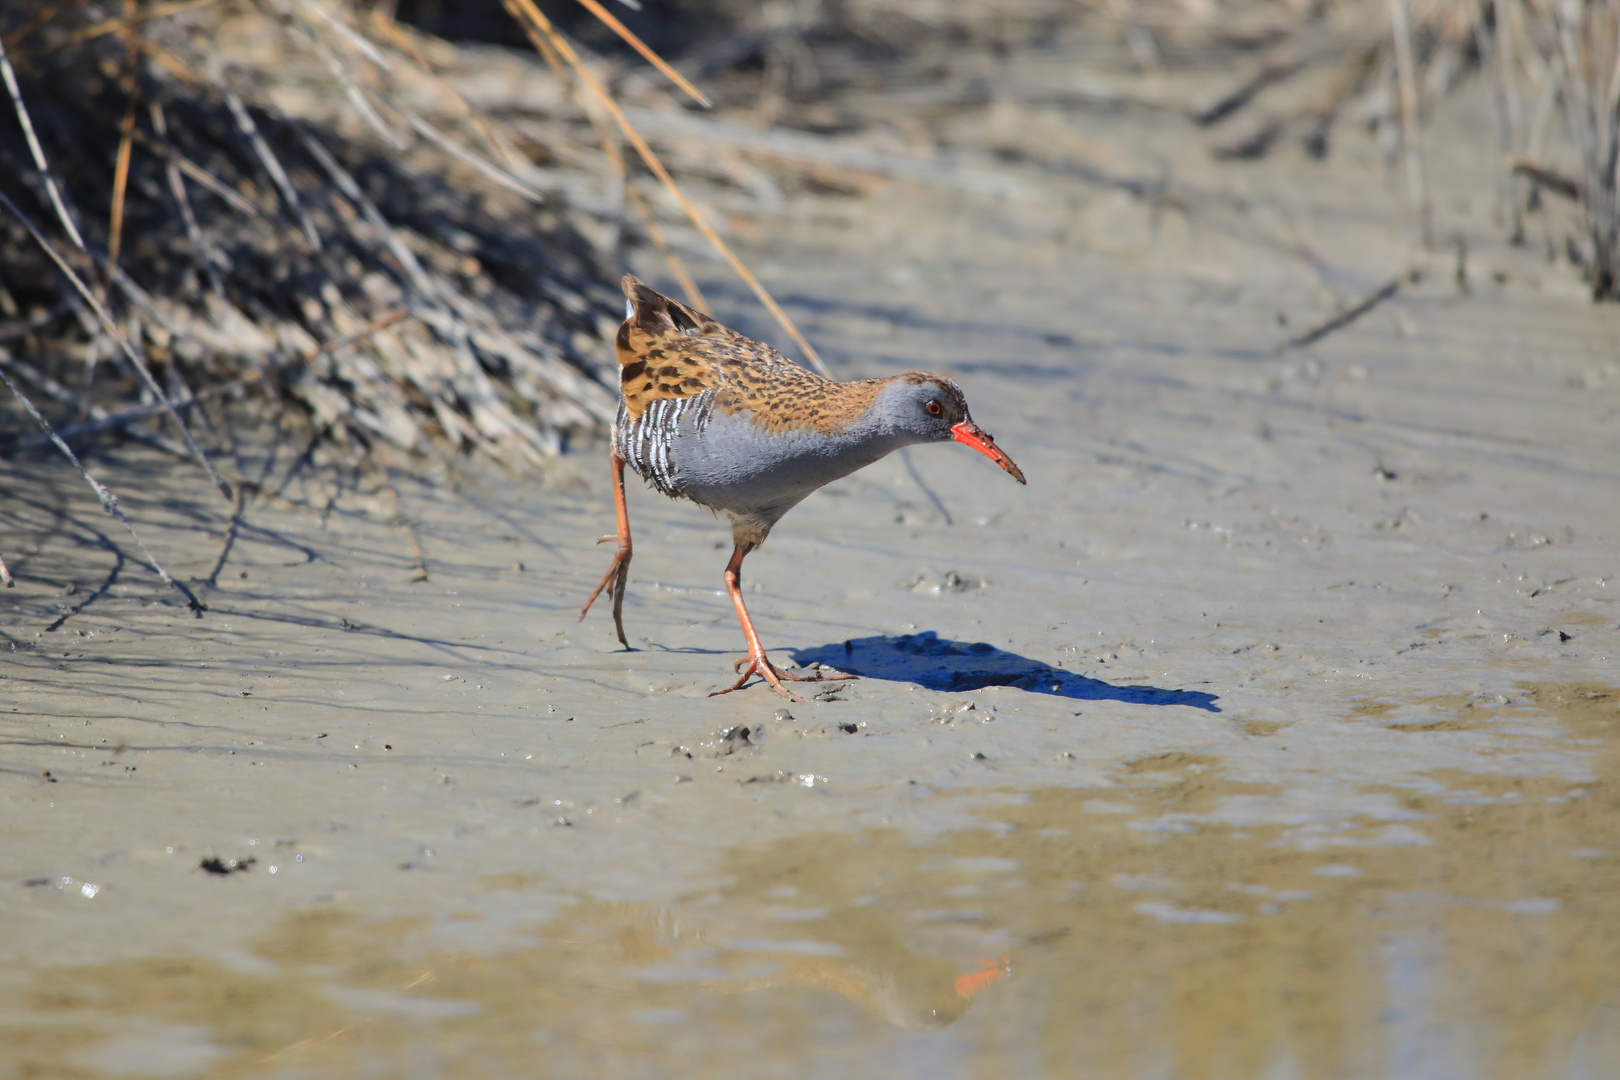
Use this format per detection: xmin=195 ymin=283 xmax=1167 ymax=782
xmin=4 ymin=76 xmax=1620 ymax=1078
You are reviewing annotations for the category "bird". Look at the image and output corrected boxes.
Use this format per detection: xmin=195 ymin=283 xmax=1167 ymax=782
xmin=581 ymin=275 xmax=1026 ymax=700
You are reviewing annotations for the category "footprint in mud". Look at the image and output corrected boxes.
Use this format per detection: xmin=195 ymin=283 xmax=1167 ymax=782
xmin=793 ymin=632 xmax=1220 ymax=711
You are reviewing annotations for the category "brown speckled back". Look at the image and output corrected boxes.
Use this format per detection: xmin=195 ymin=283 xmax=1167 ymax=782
xmin=615 ymin=275 xmax=888 ymax=435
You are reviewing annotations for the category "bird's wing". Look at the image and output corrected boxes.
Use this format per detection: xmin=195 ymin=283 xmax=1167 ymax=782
xmin=616 ymin=275 xmax=740 ymax=420
xmin=615 ymin=275 xmax=875 ymax=434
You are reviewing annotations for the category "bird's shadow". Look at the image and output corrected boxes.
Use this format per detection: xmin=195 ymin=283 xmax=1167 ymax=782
xmin=793 ymin=632 xmax=1221 ymax=712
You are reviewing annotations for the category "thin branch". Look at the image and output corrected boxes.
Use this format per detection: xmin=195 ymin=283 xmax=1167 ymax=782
xmin=267 ymin=0 xmax=406 ymax=150
xmin=625 ymin=180 xmax=706 ymax=311
xmin=1388 ymin=0 xmax=1433 ymax=247
xmin=151 ymin=100 xmax=227 ymax=295
xmin=377 ymin=470 xmax=429 ymax=582
xmin=124 ymin=118 xmax=263 ymax=216
xmin=1277 ymin=273 xmax=1405 ymax=352
xmin=1512 ymin=157 xmax=1584 ymax=202
xmin=367 ymin=11 xmax=524 ymax=171
xmin=0 ymin=32 xmax=85 ymax=248
xmin=0 ymin=355 xmax=201 ymax=612
xmin=504 ymin=0 xmax=832 ymax=377
xmin=204 ymin=483 xmax=246 ymax=587
xmin=570 ymin=0 xmax=710 ymax=108
xmin=38 ymin=0 xmax=216 ymax=52
xmin=105 ymin=0 xmax=143 ymax=293
xmin=400 ymin=107 xmax=551 ymax=202
xmin=297 ymin=0 xmax=392 ymax=71
xmin=4 ymin=372 xmax=251 ymax=449
xmin=0 ymin=186 xmax=234 ymax=501
xmin=7 ymin=311 xmax=408 ymax=451
xmin=0 ymin=4 xmax=65 ymax=50
xmin=219 ymin=82 xmax=323 ymax=250
xmin=0 ymin=302 xmax=70 ymax=343
xmin=3 ymin=344 xmax=191 ymax=458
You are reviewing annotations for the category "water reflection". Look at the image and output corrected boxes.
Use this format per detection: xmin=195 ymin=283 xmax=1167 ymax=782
xmin=4 ymin=683 xmax=1616 ymax=1077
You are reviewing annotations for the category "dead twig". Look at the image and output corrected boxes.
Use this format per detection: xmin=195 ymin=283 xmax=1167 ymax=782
xmin=377 ymin=470 xmax=429 ymax=582
xmin=219 ymin=82 xmax=323 ymax=251
xmin=4 ymin=372 xmax=252 ymax=450
xmin=504 ymin=0 xmax=833 ymax=377
xmin=0 ymin=187 xmax=233 ymax=500
xmin=0 ymin=32 xmax=85 ymax=248
xmin=0 ymin=302 xmax=71 ymax=343
xmin=1388 ymin=0 xmax=1434 ymax=247
xmin=1512 ymin=157 xmax=1584 ymax=202
xmin=1192 ymin=54 xmax=1306 ymax=126
xmin=204 ymin=483 xmax=247 ymax=587
xmin=150 ymin=100 xmax=226 ymax=295
xmin=0 ymin=354 xmax=201 ymax=612
xmin=105 ymin=0 xmax=142 ymax=293
xmin=570 ymin=0 xmax=710 ymax=108
xmin=1277 ymin=273 xmax=1408 ymax=352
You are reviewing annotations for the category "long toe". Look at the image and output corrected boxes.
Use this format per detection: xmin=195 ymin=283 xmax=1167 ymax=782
xmin=711 ymin=657 xmax=801 ymax=702
xmin=777 ymin=664 xmax=859 ymax=683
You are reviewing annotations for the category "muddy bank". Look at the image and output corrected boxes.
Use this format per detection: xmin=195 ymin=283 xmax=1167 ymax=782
xmin=5 ymin=72 xmax=1620 ymax=1077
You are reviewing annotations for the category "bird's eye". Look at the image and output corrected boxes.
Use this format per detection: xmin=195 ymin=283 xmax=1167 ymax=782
xmin=925 ymin=400 xmax=942 ymax=417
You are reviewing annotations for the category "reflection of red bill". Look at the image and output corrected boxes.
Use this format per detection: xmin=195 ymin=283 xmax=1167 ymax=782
xmin=954 ymin=954 xmax=1012 ymax=999
xmin=950 ymin=421 xmax=1027 ymax=485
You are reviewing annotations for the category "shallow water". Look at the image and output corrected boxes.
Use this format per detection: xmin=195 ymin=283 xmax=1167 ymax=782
xmin=5 ymin=80 xmax=1620 ymax=1078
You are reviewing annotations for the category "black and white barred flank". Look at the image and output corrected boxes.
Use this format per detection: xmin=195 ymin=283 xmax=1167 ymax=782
xmin=614 ymin=389 xmax=719 ymax=497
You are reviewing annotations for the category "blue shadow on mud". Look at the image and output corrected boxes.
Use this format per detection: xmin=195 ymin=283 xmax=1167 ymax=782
xmin=793 ymin=631 xmax=1220 ymax=712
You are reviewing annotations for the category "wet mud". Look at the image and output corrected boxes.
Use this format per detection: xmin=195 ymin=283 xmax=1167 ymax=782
xmin=5 ymin=76 xmax=1620 ymax=1078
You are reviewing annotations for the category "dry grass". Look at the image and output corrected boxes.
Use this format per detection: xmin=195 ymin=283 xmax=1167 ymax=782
xmin=1 ymin=0 xmax=1615 ymax=597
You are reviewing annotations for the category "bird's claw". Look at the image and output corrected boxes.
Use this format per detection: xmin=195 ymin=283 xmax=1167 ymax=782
xmin=712 ymin=652 xmax=800 ymax=701
xmin=580 ymin=540 xmax=633 ymax=649
xmin=715 ymin=656 xmax=857 ymax=698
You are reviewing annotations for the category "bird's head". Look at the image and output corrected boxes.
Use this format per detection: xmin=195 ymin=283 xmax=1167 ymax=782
xmin=877 ymin=374 xmax=1026 ymax=484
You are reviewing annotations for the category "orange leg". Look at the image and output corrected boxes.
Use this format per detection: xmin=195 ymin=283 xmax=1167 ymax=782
xmin=709 ymin=543 xmax=857 ymax=700
xmin=579 ymin=448 xmax=632 ymax=649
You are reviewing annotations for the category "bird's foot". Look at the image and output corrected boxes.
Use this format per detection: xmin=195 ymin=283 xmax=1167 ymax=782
xmin=711 ymin=653 xmax=801 ymax=700
xmin=579 ymin=538 xmax=632 ymax=649
xmin=771 ymin=662 xmax=858 ymax=684
xmin=711 ymin=656 xmax=857 ymax=700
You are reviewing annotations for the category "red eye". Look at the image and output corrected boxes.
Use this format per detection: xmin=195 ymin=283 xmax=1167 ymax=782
xmin=925 ymin=400 xmax=942 ymax=417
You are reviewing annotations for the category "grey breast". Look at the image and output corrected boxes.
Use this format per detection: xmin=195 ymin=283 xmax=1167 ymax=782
xmin=618 ymin=391 xmax=910 ymax=519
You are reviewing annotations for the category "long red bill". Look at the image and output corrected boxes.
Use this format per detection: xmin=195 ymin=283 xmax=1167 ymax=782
xmin=950 ymin=421 xmax=1026 ymax=485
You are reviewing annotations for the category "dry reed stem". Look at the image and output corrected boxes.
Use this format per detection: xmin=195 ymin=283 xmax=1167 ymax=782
xmin=122 ymin=120 xmax=264 ymax=216
xmin=570 ymin=0 xmax=710 ymax=108
xmin=505 ymin=0 xmax=832 ymax=377
xmin=150 ymin=100 xmax=226 ymax=295
xmin=105 ymin=0 xmax=142 ymax=294
xmin=1388 ymin=0 xmax=1433 ymax=247
xmin=266 ymin=0 xmax=406 ymax=150
xmin=38 ymin=0 xmax=215 ymax=52
xmin=9 ymin=311 xmax=416 ymax=456
xmin=0 ymin=33 xmax=85 ymax=248
xmin=377 ymin=470 xmax=430 ymax=582
xmin=0 ymin=355 xmax=199 ymax=612
xmin=1278 ymin=271 xmax=1406 ymax=352
xmin=0 ymin=187 xmax=233 ymax=501
xmin=0 ymin=4 xmax=64 ymax=50
xmin=626 ymin=181 xmax=707 ymax=310
xmin=368 ymin=11 xmax=524 ymax=172
xmin=498 ymin=0 xmax=707 ymax=312
xmin=398 ymin=107 xmax=550 ymax=202
xmin=219 ymin=83 xmax=323 ymax=251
